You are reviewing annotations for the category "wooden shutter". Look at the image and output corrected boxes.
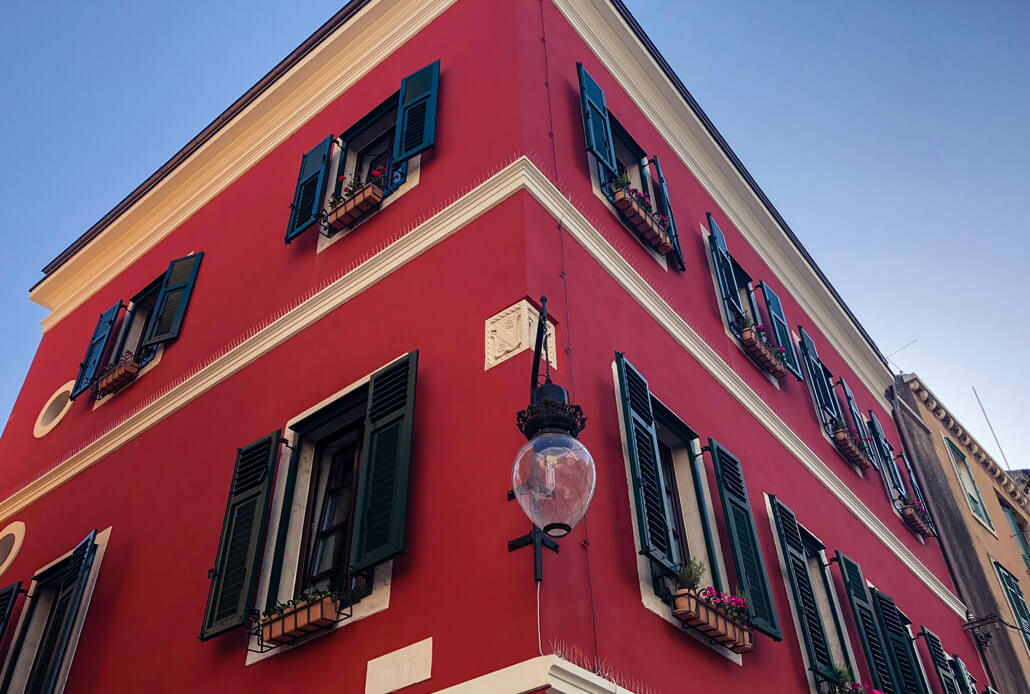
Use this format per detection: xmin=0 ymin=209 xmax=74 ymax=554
xmin=615 ymin=352 xmax=677 ymax=576
xmin=706 ymin=214 xmax=746 ymax=334
xmin=393 ymin=61 xmax=440 ymax=161
xmin=900 ymin=451 xmax=934 ymax=534
xmin=836 ymin=551 xmax=894 ymax=692
xmin=0 ymin=581 xmax=22 ymax=645
xmin=350 ymin=351 xmax=419 ymax=573
xmin=770 ymin=497 xmax=835 ymax=680
xmin=871 ymin=589 xmax=928 ymax=694
xmin=950 ymin=657 xmax=976 ymax=694
xmin=141 ymin=253 xmax=203 ymax=347
xmin=576 ymin=63 xmax=617 ymax=174
xmin=71 ymin=301 xmax=122 ymax=399
xmin=920 ymin=627 xmax=962 ymax=694
xmin=200 ymin=432 xmax=281 ymax=640
xmin=838 ymin=378 xmax=874 ymax=466
xmin=650 ymin=155 xmax=684 ymax=271
xmin=709 ymin=439 xmax=780 ymax=639
xmin=759 ymin=282 xmax=801 ymax=378
xmin=25 ymin=530 xmax=98 ymax=694
xmin=797 ymin=328 xmax=838 ymax=429
xmin=868 ymin=412 xmax=906 ymax=497
xmin=285 ymin=135 xmax=334 ymax=243
xmin=996 ymin=562 xmax=1030 ymax=648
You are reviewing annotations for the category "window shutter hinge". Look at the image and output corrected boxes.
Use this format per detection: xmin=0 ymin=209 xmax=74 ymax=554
xmin=207 ymin=568 xmax=217 ymax=579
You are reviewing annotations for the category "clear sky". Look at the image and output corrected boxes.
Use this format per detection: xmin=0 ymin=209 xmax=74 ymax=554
xmin=1 ymin=1 xmax=1026 ymax=469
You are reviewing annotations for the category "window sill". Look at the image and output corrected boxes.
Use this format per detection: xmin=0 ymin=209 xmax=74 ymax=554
xmin=589 ymin=166 xmax=668 ymax=271
xmin=91 ymin=346 xmax=164 ymax=411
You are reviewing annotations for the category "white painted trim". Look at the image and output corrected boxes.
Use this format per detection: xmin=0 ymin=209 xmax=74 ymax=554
xmin=433 ymin=654 xmax=637 ymax=694
xmin=33 ymin=381 xmax=76 ymax=438
xmin=587 ymin=160 xmax=667 ymax=270
xmin=0 ymin=521 xmax=26 ymax=578
xmin=1 ymin=157 xmax=964 ymax=617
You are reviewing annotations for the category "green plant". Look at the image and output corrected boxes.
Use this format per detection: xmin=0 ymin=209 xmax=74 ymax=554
xmin=263 ymin=588 xmax=339 ymax=619
xmin=612 ymin=170 xmax=631 ymax=190
xmin=677 ymin=558 xmax=706 ymax=590
xmin=829 ymin=417 xmax=847 ymax=433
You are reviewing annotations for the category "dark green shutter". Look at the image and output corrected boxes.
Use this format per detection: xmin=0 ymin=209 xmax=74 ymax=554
xmin=285 ymin=135 xmax=334 ymax=243
xmin=0 ymin=581 xmax=22 ymax=644
xmin=868 ymin=412 xmax=906 ymax=497
xmin=350 ymin=351 xmax=419 ymax=573
xmin=71 ymin=301 xmax=122 ymax=399
xmin=838 ymin=378 xmax=874 ymax=466
xmin=770 ymin=497 xmax=835 ymax=680
xmin=950 ymin=657 xmax=976 ymax=694
xmin=615 ymin=352 xmax=677 ymax=576
xmin=24 ymin=530 xmax=98 ymax=694
xmin=836 ymin=551 xmax=893 ymax=691
xmin=141 ymin=253 xmax=203 ymax=347
xmin=920 ymin=627 xmax=962 ymax=694
xmin=900 ymin=451 xmax=934 ymax=534
xmin=393 ymin=61 xmax=440 ymax=161
xmin=759 ymin=282 xmax=801 ymax=378
xmin=707 ymin=213 xmax=746 ymax=333
xmin=871 ymin=589 xmax=928 ymax=694
xmin=709 ymin=439 xmax=780 ymax=639
xmin=996 ymin=562 xmax=1030 ymax=648
xmin=200 ymin=432 xmax=281 ymax=640
xmin=651 ymin=155 xmax=684 ymax=272
xmin=797 ymin=327 xmax=840 ymax=430
xmin=576 ymin=63 xmax=617 ymax=174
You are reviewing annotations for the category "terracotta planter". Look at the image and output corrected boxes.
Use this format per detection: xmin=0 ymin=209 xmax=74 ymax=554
xmin=671 ymin=588 xmax=752 ymax=653
xmin=95 ymin=358 xmax=141 ymax=396
xmin=832 ymin=429 xmax=872 ymax=470
xmin=611 ymin=188 xmax=673 ymax=255
xmin=901 ymin=505 xmax=934 ymax=538
xmin=327 ymin=183 xmax=384 ymax=231
xmin=739 ymin=328 xmax=788 ymax=379
xmin=261 ymin=595 xmax=339 ymax=644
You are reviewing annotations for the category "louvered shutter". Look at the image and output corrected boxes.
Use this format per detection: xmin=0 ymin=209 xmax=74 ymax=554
xmin=920 ymin=627 xmax=961 ymax=694
xmin=900 ymin=451 xmax=934 ymax=534
xmin=797 ymin=328 xmax=838 ymax=430
xmin=870 ymin=589 xmax=928 ymax=694
xmin=350 ymin=351 xmax=419 ymax=573
xmin=615 ymin=352 xmax=677 ymax=576
xmin=0 ymin=581 xmax=22 ymax=644
xmin=838 ymin=378 xmax=874 ymax=466
xmin=71 ymin=301 xmax=122 ymax=399
xmin=393 ymin=61 xmax=440 ymax=162
xmin=576 ymin=63 xmax=617 ymax=174
xmin=651 ymin=155 xmax=684 ymax=272
xmin=868 ymin=412 xmax=906 ymax=497
xmin=707 ymin=214 xmax=747 ymax=333
xmin=770 ymin=497 xmax=835 ymax=680
xmin=24 ymin=530 xmax=97 ymax=694
xmin=709 ymin=439 xmax=780 ymax=639
xmin=141 ymin=253 xmax=203 ymax=347
xmin=996 ymin=562 xmax=1030 ymax=648
xmin=285 ymin=135 xmax=334 ymax=243
xmin=836 ymin=551 xmax=894 ymax=692
xmin=950 ymin=657 xmax=976 ymax=694
xmin=200 ymin=432 xmax=281 ymax=640
xmin=759 ymin=282 xmax=801 ymax=378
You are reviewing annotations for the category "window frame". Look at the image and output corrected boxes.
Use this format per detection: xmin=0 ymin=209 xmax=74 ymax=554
xmin=1001 ymin=504 xmax=1030 ymax=573
xmin=945 ymin=437 xmax=992 ymax=529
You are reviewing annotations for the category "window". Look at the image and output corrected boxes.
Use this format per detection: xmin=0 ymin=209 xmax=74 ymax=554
xmin=0 ymin=529 xmax=109 ymax=694
xmin=797 ymin=327 xmax=842 ymax=433
xmin=1001 ymin=504 xmax=1030 ymax=573
xmin=200 ymin=352 xmax=418 ymax=644
xmin=285 ymin=62 xmax=439 ymax=243
xmin=770 ymin=497 xmax=853 ymax=686
xmin=576 ymin=63 xmax=684 ymax=270
xmin=869 ymin=589 xmax=930 ymax=694
xmin=707 ymin=213 xmax=759 ymax=338
xmin=835 ymin=552 xmax=893 ymax=692
xmin=867 ymin=412 xmax=909 ymax=504
xmin=945 ymin=438 xmax=992 ymax=528
xmin=920 ymin=627 xmax=966 ymax=694
xmin=995 ymin=562 xmax=1030 ymax=651
xmin=70 ymin=254 xmax=202 ymax=401
xmin=836 ymin=378 xmax=875 ymax=467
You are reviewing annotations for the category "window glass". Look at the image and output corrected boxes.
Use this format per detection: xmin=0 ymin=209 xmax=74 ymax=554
xmin=802 ymin=534 xmax=850 ymax=671
xmin=1002 ymin=505 xmax=1030 ymax=566
xmin=335 ymin=98 xmax=408 ymax=202
xmin=946 ymin=438 xmax=991 ymax=526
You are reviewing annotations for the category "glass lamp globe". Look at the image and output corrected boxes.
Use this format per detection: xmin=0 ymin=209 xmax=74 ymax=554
xmin=512 ymin=431 xmax=596 ymax=538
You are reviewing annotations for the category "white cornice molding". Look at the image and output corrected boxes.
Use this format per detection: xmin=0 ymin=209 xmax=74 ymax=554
xmin=433 ymin=654 xmax=636 ymax=693
xmin=2 ymin=157 xmax=963 ymax=617
xmin=550 ymin=0 xmax=893 ymax=411
xmin=30 ymin=0 xmax=457 ymax=332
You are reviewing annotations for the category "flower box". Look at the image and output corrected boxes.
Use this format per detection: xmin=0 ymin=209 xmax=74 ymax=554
xmin=739 ymin=328 xmax=788 ymax=379
xmin=95 ymin=357 xmax=142 ymax=396
xmin=261 ymin=595 xmax=339 ymax=645
xmin=671 ymin=588 xmax=753 ymax=653
xmin=901 ymin=504 xmax=934 ymax=538
xmin=611 ymin=188 xmax=673 ymax=255
xmin=832 ymin=428 xmax=872 ymax=470
xmin=327 ymin=182 xmax=384 ymax=231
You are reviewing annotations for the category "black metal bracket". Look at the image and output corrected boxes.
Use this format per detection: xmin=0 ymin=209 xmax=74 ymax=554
xmin=508 ymin=526 xmax=560 ymax=582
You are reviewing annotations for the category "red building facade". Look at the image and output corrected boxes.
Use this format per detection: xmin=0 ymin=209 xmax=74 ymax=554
xmin=0 ymin=1 xmax=993 ymax=692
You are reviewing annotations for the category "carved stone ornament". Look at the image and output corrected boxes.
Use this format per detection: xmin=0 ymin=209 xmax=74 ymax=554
xmin=485 ymin=300 xmax=557 ymax=371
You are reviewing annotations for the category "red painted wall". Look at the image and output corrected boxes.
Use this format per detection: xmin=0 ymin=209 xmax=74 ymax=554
xmin=0 ymin=1 xmax=986 ymax=692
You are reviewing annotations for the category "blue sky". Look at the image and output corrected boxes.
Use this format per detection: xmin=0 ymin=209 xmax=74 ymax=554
xmin=1 ymin=1 xmax=1026 ymax=469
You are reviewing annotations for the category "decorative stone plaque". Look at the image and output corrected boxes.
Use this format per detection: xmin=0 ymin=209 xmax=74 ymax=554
xmin=485 ymin=299 xmax=558 ymax=371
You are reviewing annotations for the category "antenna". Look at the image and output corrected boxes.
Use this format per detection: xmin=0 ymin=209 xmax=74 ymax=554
xmin=973 ymin=386 xmax=1011 ymax=470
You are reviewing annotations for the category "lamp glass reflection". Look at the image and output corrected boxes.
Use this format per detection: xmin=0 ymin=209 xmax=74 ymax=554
xmin=512 ymin=432 xmax=595 ymax=537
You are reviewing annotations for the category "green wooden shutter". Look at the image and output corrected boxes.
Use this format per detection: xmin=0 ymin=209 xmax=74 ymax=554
xmin=0 ymin=581 xmax=22 ymax=644
xmin=950 ymin=657 xmax=976 ymax=694
xmin=350 ymin=351 xmax=419 ymax=573
xmin=393 ymin=61 xmax=440 ymax=161
xmin=770 ymin=497 xmax=835 ymax=680
xmin=615 ymin=352 xmax=677 ymax=576
xmin=706 ymin=213 xmax=747 ymax=334
xmin=285 ymin=135 xmax=334 ymax=243
xmin=920 ymin=627 xmax=962 ymax=694
xmin=996 ymin=562 xmax=1030 ymax=648
xmin=709 ymin=439 xmax=780 ymax=639
xmin=759 ymin=282 xmax=801 ymax=378
xmin=576 ymin=63 xmax=617 ymax=174
xmin=25 ymin=530 xmax=98 ymax=694
xmin=797 ymin=328 xmax=839 ymax=430
xmin=650 ymin=155 xmax=684 ymax=272
xmin=838 ymin=378 xmax=874 ymax=466
xmin=900 ymin=450 xmax=934 ymax=534
xmin=141 ymin=253 xmax=203 ymax=347
xmin=71 ymin=301 xmax=122 ymax=399
xmin=871 ymin=589 xmax=928 ymax=694
xmin=868 ymin=412 xmax=906 ymax=497
xmin=835 ymin=551 xmax=894 ymax=692
xmin=200 ymin=432 xmax=281 ymax=640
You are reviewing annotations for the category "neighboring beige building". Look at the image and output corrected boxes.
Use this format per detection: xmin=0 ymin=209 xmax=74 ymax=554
xmin=894 ymin=373 xmax=1030 ymax=692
